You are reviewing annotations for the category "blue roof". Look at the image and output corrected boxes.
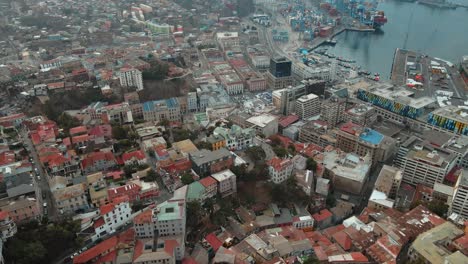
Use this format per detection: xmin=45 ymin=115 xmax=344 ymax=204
xmin=166 ymin=98 xmax=179 ymax=108
xmin=359 ymin=129 xmax=384 ymax=145
xmin=142 ymin=101 xmax=154 ymax=112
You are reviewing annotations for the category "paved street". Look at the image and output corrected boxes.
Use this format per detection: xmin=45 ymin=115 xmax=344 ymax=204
xmin=19 ymin=127 xmax=58 ymax=220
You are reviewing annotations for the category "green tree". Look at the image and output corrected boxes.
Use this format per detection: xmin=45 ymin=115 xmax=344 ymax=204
xmin=145 ymin=169 xmax=158 ymax=182
xmin=181 ymin=173 xmax=194 ymax=185
xmin=112 ymin=125 xmax=128 ymax=140
xmin=288 ymin=143 xmax=296 ymax=155
xmin=196 ymin=141 xmax=212 ymax=150
xmin=203 ymin=198 xmax=215 ymax=219
xmin=245 ymin=146 xmax=266 ymax=164
xmin=159 ymin=119 xmax=169 ymax=127
xmin=303 ymin=256 xmax=321 ymax=264
xmin=186 ymin=201 xmax=202 ymax=228
xmin=273 ymin=146 xmax=288 ymax=158
xmin=57 ymin=113 xmax=81 ymax=135
xmin=326 ymin=193 xmax=336 ymax=207
xmin=427 ymin=200 xmax=449 ymax=217
xmin=306 ymin=158 xmax=317 ymax=172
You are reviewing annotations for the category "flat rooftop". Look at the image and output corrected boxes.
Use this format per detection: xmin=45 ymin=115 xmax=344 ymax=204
xmin=297 ymin=93 xmax=318 ymax=102
xmin=359 ymin=129 xmax=384 ymax=145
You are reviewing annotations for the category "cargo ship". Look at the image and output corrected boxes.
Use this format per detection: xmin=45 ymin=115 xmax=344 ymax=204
xmin=372 ymin=11 xmax=388 ymax=29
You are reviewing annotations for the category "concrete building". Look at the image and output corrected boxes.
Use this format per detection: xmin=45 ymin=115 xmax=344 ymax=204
xmin=0 ymin=211 xmax=16 ymax=241
xmin=272 ymin=83 xmax=320 ymax=116
xmin=292 ymin=63 xmax=332 ymax=82
xmin=246 ymin=114 xmax=278 ymax=137
xmin=218 ymin=71 xmax=244 ymax=95
xmin=450 ymin=169 xmax=468 ymax=220
xmin=266 ymin=57 xmax=293 ymax=90
xmin=93 ymin=196 xmax=131 ymax=241
xmin=119 ymin=68 xmax=143 ymax=91
xmin=216 ymin=32 xmax=239 ymax=50
xmin=53 ymin=183 xmax=89 ymax=214
xmin=322 ymin=149 xmax=371 ymax=195
xmin=336 ymin=122 xmax=396 ymax=166
xmin=142 ymin=98 xmax=181 ymax=122
xmin=320 ymin=96 xmax=346 ymax=127
xmin=394 ymin=136 xmax=458 ymax=187
xmin=212 ymin=169 xmax=237 ymax=197
xmin=295 ymin=93 xmax=320 ymax=120
xmin=408 ymin=222 xmax=468 ymax=263
xmin=189 ymin=148 xmax=234 ymax=177
xmin=343 ymin=104 xmax=377 ymax=127
xmin=267 ymin=157 xmax=294 ymax=184
xmin=299 ymin=120 xmax=337 ymax=147
xmin=212 ymin=125 xmax=255 ymax=151
xmin=357 ymin=82 xmax=434 ymax=120
xmin=374 ymin=165 xmax=402 ymax=199
xmin=295 ymin=170 xmax=314 ymax=196
xmin=367 ymin=190 xmax=394 ymax=210
xmin=0 ymin=197 xmax=40 ymax=223
xmin=428 ymin=105 xmax=468 ymax=136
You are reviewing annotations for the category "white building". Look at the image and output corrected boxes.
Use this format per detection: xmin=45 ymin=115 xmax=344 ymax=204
xmin=268 ymin=157 xmax=294 ymax=184
xmin=119 ymin=68 xmax=144 ymax=91
xmin=450 ymin=169 xmax=468 ymax=220
xmin=218 ymin=72 xmax=244 ymax=95
xmin=292 ymin=63 xmax=332 ymax=82
xmin=367 ymin=189 xmax=394 ymax=210
xmin=216 ymin=32 xmax=239 ymax=50
xmin=292 ymin=215 xmax=314 ymax=230
xmin=394 ymin=138 xmax=458 ymax=188
xmin=212 ymin=169 xmax=237 ymax=197
xmin=93 ymin=196 xmax=132 ymax=240
xmin=295 ymin=93 xmax=320 ymax=120
xmin=132 ymin=190 xmax=187 ymax=262
xmin=246 ymin=114 xmax=278 ymax=137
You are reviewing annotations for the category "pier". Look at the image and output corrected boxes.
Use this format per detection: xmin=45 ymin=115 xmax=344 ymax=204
xmin=307 ymin=26 xmax=375 ymax=51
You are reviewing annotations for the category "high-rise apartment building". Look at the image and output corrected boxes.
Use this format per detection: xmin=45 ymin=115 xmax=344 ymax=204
xmin=450 ymin=169 xmax=468 ymax=220
xmin=394 ymin=136 xmax=459 ymax=188
xmin=295 ymin=93 xmax=320 ymax=120
xmin=119 ymin=68 xmax=144 ymax=91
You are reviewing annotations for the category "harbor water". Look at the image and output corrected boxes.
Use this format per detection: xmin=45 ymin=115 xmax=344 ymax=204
xmin=322 ymin=0 xmax=468 ymax=79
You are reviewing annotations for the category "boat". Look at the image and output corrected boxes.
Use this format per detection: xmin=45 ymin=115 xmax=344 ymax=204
xmin=324 ymin=38 xmax=337 ymax=45
xmin=373 ymin=11 xmax=388 ymax=29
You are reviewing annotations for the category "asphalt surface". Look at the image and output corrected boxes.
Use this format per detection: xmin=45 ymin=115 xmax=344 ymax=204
xmin=19 ymin=127 xmax=58 ymax=220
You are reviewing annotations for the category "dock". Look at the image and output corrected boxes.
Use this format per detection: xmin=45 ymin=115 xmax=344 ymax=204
xmin=307 ymin=26 xmax=375 ymax=51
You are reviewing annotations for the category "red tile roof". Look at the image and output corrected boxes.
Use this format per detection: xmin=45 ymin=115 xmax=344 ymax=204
xmin=122 ymin=150 xmax=146 ymax=162
xmin=47 ymin=82 xmax=65 ymax=90
xmin=133 ymin=210 xmax=152 ymax=225
xmin=93 ymin=217 xmax=105 ymax=229
xmin=332 ymin=231 xmax=352 ymax=251
xmin=268 ymin=157 xmax=292 ymax=172
xmin=69 ymin=126 xmax=87 ymax=136
xmin=0 ymin=151 xmax=15 ymax=166
xmin=279 ymin=115 xmax=299 ymax=128
xmin=313 ymin=246 xmax=328 ymax=261
xmin=81 ymin=151 xmax=116 ymax=170
xmin=99 ymin=195 xmax=129 ymax=215
xmin=313 ymin=209 xmax=332 ymax=222
xmin=199 ymin=176 xmax=217 ymax=187
xmin=0 ymin=211 xmax=10 ymax=221
xmin=205 ymin=233 xmax=223 ymax=251
xmin=73 ymin=236 xmax=118 ymax=264
xmin=454 ymin=234 xmax=468 ymax=250
xmin=339 ymin=121 xmax=362 ymax=136
xmin=182 ymin=257 xmax=199 ymax=264
xmin=72 ymin=134 xmax=89 ymax=144
xmin=164 ymin=239 xmax=179 ymax=256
